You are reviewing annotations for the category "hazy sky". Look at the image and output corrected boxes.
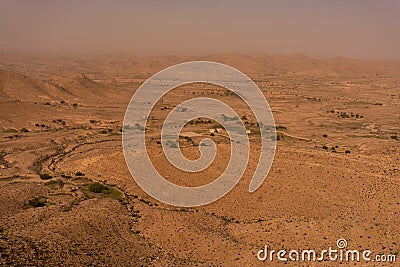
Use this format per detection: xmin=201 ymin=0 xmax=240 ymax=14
xmin=0 ymin=0 xmax=399 ymax=59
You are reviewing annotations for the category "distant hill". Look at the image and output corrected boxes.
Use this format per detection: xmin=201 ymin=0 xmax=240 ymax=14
xmin=49 ymin=72 xmax=117 ymax=101
xmin=0 ymin=69 xmax=73 ymax=102
xmin=0 ymin=69 xmax=121 ymax=104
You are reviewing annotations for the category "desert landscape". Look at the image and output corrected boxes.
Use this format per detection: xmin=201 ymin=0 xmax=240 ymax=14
xmin=0 ymin=53 xmax=398 ymax=266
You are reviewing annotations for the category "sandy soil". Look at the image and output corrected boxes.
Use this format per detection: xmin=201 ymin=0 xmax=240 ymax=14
xmin=0 ymin=54 xmax=399 ymax=266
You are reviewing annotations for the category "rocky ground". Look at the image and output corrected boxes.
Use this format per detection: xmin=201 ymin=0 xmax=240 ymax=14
xmin=0 ymin=54 xmax=399 ymax=266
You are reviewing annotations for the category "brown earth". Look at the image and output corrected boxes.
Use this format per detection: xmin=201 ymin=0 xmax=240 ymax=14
xmin=0 ymin=54 xmax=399 ymax=266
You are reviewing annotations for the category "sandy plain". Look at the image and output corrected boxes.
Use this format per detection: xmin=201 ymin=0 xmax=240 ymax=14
xmin=0 ymin=53 xmax=399 ymax=266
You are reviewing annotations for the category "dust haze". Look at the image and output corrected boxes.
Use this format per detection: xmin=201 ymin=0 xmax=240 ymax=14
xmin=0 ymin=1 xmax=399 ymax=266
xmin=1 ymin=0 xmax=400 ymax=59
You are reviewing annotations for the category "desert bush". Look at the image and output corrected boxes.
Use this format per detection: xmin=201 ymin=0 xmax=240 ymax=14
xmin=39 ymin=173 xmax=53 ymax=180
xmin=390 ymin=135 xmax=398 ymax=140
xmin=99 ymin=128 xmax=112 ymax=134
xmin=75 ymin=171 xmax=85 ymax=176
xmin=322 ymin=145 xmax=328 ymax=150
xmin=20 ymin=128 xmax=29 ymax=133
xmin=72 ymin=103 xmax=78 ymax=107
xmin=60 ymin=100 xmax=66 ymax=104
xmin=167 ymin=140 xmax=178 ymax=148
xmin=322 ymin=134 xmax=328 ymax=138
xmin=345 ymin=149 xmax=351 ymax=154
xmin=28 ymin=196 xmax=47 ymax=207
xmin=3 ymin=128 xmax=18 ymax=133
xmin=89 ymin=182 xmax=108 ymax=193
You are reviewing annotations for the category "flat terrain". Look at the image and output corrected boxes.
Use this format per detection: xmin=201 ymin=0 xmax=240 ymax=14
xmin=0 ymin=54 xmax=399 ymax=266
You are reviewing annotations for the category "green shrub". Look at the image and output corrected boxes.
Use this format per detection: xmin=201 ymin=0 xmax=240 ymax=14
xmin=28 ymin=196 xmax=47 ymax=207
xmin=89 ymin=182 xmax=108 ymax=193
xmin=3 ymin=128 xmax=18 ymax=133
xmin=39 ymin=173 xmax=52 ymax=180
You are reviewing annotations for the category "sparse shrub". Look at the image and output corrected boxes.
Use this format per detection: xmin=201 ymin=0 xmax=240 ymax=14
xmin=89 ymin=119 xmax=98 ymax=124
xmin=89 ymin=182 xmax=108 ymax=193
xmin=60 ymin=100 xmax=66 ymax=104
xmin=390 ymin=135 xmax=398 ymax=140
xmin=20 ymin=128 xmax=29 ymax=133
xmin=44 ymin=102 xmax=51 ymax=105
xmin=75 ymin=171 xmax=85 ymax=176
xmin=210 ymin=132 xmax=215 ymax=136
xmin=345 ymin=149 xmax=351 ymax=154
xmin=167 ymin=140 xmax=178 ymax=148
xmin=28 ymin=196 xmax=47 ymax=207
xmin=322 ymin=145 xmax=328 ymax=150
xmin=322 ymin=134 xmax=328 ymax=138
xmin=39 ymin=173 xmax=52 ymax=180
xmin=100 ymin=129 xmax=108 ymax=134
xmin=3 ymin=128 xmax=18 ymax=133
xmin=72 ymin=103 xmax=78 ymax=107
